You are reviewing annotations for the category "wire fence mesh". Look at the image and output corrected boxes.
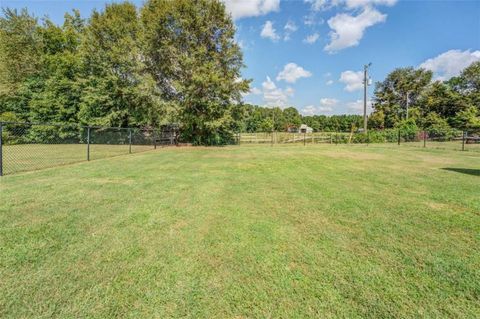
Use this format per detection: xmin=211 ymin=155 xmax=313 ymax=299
xmin=0 ymin=122 xmax=177 ymax=175
xmin=1 ymin=123 xmax=478 ymax=175
xmin=238 ymin=129 xmax=480 ymax=152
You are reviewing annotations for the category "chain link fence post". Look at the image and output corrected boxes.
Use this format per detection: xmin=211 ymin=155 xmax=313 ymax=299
xmin=129 ymin=129 xmax=132 ymax=154
xmin=87 ymin=126 xmax=91 ymax=161
xmin=153 ymin=129 xmax=157 ymax=149
xmin=462 ymin=131 xmax=466 ymax=151
xmin=423 ymin=130 xmax=426 ymax=148
xmin=0 ymin=122 xmax=3 ymax=176
xmin=397 ymin=129 xmax=401 ymax=145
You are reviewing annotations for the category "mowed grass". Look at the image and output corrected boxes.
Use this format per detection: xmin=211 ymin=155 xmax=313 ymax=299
xmin=0 ymin=144 xmax=479 ymax=318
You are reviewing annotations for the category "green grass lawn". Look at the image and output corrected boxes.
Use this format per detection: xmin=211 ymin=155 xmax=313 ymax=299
xmin=1 ymin=145 xmax=479 ymax=318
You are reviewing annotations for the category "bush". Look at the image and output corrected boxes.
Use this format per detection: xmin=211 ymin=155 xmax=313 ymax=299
xmin=395 ymin=119 xmax=419 ymax=142
xmin=350 ymin=129 xmax=401 ymax=144
xmin=423 ymin=113 xmax=455 ymax=141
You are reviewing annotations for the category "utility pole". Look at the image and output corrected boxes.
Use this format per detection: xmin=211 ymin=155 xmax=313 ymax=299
xmin=363 ymin=63 xmax=371 ymax=133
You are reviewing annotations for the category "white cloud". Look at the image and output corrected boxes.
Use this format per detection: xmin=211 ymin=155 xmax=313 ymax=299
xmin=223 ymin=0 xmax=280 ymax=20
xmin=237 ymin=39 xmax=246 ymax=49
xmin=263 ymin=76 xmax=276 ymax=90
xmin=250 ymin=87 xmax=262 ymax=95
xmin=326 ymin=79 xmax=334 ymax=85
xmin=260 ymin=20 xmax=280 ymax=42
xmin=320 ymin=98 xmax=339 ymax=107
xmin=303 ymin=32 xmax=320 ymax=44
xmin=283 ymin=20 xmax=298 ymax=40
xmin=304 ymin=0 xmax=329 ymax=11
xmin=347 ymin=99 xmax=372 ymax=114
xmin=242 ymin=85 xmax=261 ymax=98
xmin=301 ymin=98 xmax=338 ymax=115
xmin=262 ymin=76 xmax=294 ymax=106
xmin=302 ymin=105 xmax=318 ymax=115
xmin=344 ymin=0 xmax=397 ymax=9
xmin=339 ymin=70 xmax=363 ymax=92
xmin=318 ymin=106 xmax=334 ymax=113
xmin=284 ymin=21 xmax=298 ymax=33
xmin=324 ymin=7 xmax=386 ymax=52
xmin=303 ymin=15 xmax=315 ymax=26
xmin=419 ymin=49 xmax=480 ymax=81
xmin=276 ymin=63 xmax=312 ymax=83
xmin=305 ymin=0 xmax=396 ymax=11
xmin=285 ymin=87 xmax=295 ymax=96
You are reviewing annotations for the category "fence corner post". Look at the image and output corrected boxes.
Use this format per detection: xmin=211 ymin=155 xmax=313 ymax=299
xmin=0 ymin=122 xmax=3 ymax=176
xmin=87 ymin=126 xmax=91 ymax=161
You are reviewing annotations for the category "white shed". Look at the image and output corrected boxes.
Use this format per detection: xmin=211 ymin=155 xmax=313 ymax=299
xmin=299 ymin=124 xmax=313 ymax=133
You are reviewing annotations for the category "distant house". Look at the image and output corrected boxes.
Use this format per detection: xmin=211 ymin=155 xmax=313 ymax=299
xmin=286 ymin=125 xmax=298 ymax=133
xmin=299 ymin=124 xmax=313 ymax=133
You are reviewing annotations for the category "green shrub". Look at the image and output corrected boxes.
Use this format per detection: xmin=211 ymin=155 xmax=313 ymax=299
xmin=395 ymin=119 xmax=419 ymax=142
xmin=423 ymin=113 xmax=455 ymax=141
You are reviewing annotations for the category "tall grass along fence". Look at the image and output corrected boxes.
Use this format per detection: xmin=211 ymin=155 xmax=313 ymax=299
xmin=238 ymin=129 xmax=480 ymax=152
xmin=0 ymin=122 xmax=178 ymax=175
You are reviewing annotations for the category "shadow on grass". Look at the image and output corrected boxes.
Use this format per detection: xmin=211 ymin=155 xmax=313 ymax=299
xmin=442 ymin=168 xmax=480 ymax=176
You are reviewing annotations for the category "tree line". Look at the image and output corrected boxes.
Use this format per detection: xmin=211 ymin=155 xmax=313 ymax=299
xmin=370 ymin=63 xmax=480 ymax=133
xmin=1 ymin=0 xmax=479 ymax=145
xmin=231 ymin=104 xmax=363 ymax=133
xmin=0 ymin=0 xmax=248 ymax=144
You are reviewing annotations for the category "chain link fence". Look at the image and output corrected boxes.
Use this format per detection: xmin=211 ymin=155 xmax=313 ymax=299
xmin=1 ymin=123 xmax=478 ymax=175
xmin=0 ymin=122 xmax=178 ymax=175
xmin=238 ymin=129 xmax=480 ymax=152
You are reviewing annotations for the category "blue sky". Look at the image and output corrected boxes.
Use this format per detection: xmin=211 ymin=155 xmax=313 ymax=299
xmin=2 ymin=0 xmax=480 ymax=115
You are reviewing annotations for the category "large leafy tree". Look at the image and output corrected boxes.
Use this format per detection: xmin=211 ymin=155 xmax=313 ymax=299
xmin=0 ymin=8 xmax=42 ymax=120
xmin=0 ymin=8 xmax=41 ymax=89
xmin=141 ymin=0 xmax=249 ymax=144
xmin=451 ymin=106 xmax=480 ymax=131
xmin=447 ymin=61 xmax=480 ymax=111
xmin=418 ymin=81 xmax=468 ymax=122
xmin=372 ymin=67 xmax=432 ymax=128
xmin=27 ymin=12 xmax=84 ymax=124
xmin=282 ymin=107 xmax=302 ymax=129
xmin=79 ymin=2 xmax=162 ymax=127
